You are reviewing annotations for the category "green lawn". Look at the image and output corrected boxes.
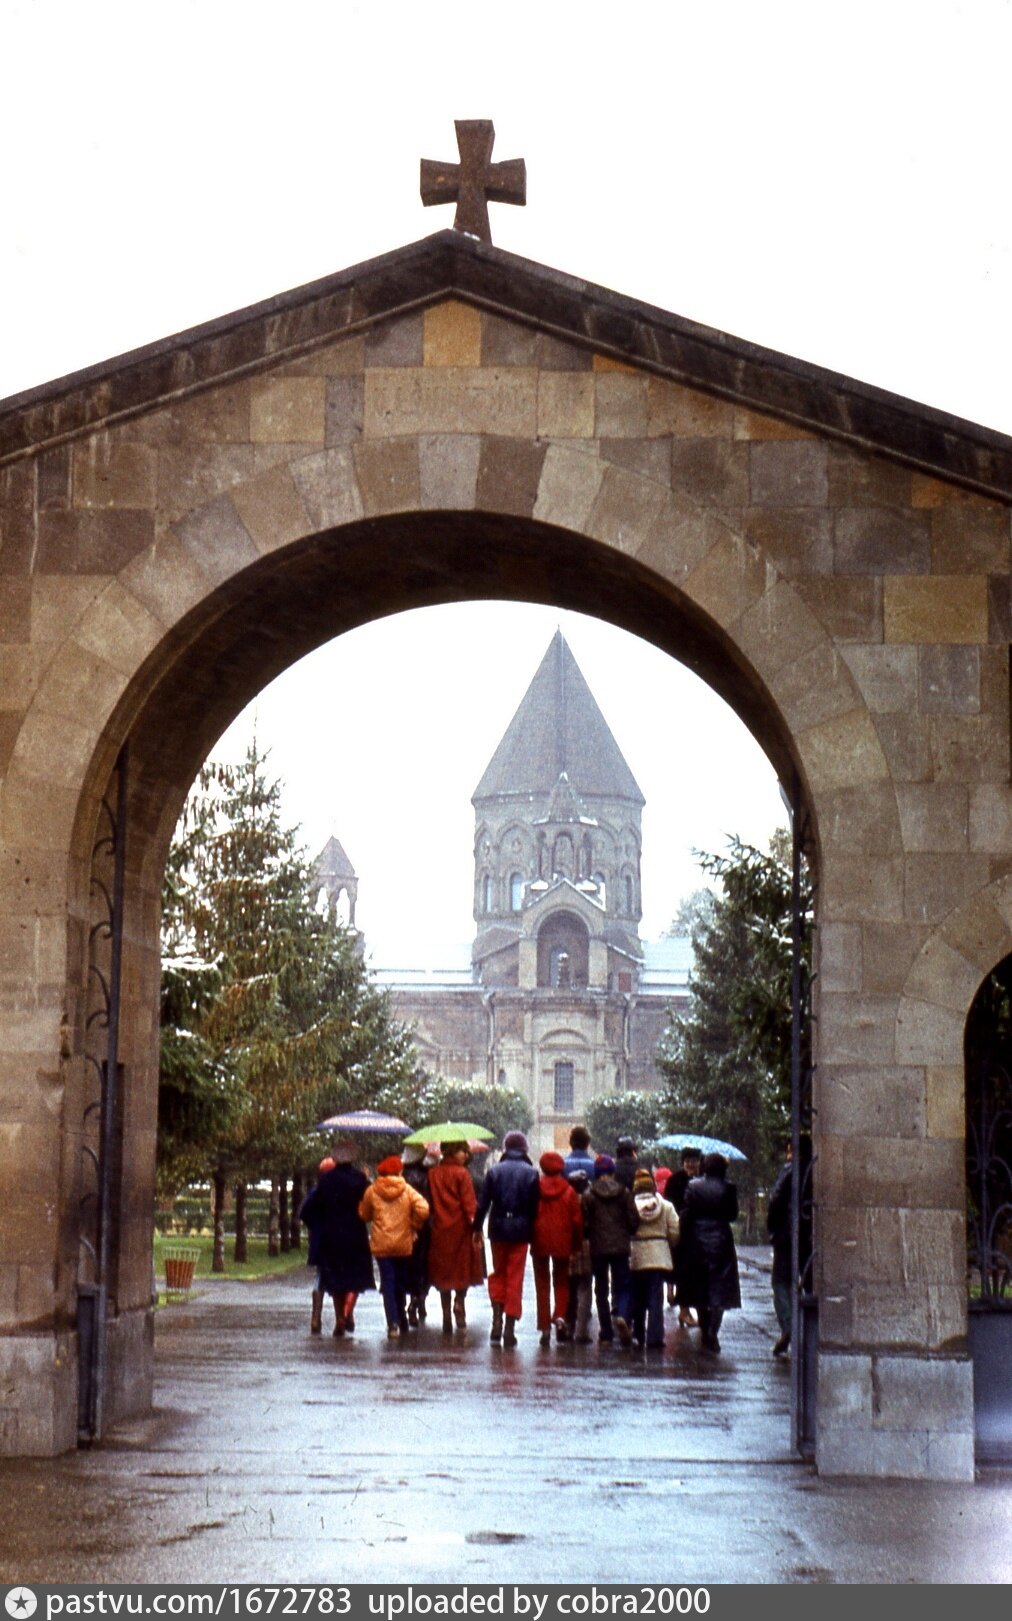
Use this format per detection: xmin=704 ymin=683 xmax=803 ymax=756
xmin=154 ymin=1233 xmax=308 ymax=1282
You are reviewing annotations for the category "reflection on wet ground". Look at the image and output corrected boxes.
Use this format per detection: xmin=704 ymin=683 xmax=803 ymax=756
xmin=1 ymin=1254 xmax=1009 ymax=1584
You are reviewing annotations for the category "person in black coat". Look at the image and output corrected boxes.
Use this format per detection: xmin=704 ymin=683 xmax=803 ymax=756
xmin=299 ymin=1148 xmax=375 ymax=1336
xmin=766 ymin=1143 xmax=793 ymax=1357
xmin=401 ymin=1142 xmax=432 ymax=1327
xmin=679 ymin=1151 xmax=741 ymax=1352
xmin=665 ymin=1148 xmax=701 ymax=1320
xmin=474 ymin=1130 xmax=540 ymax=1347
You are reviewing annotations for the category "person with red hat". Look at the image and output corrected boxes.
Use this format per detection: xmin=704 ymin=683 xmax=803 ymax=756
xmin=358 ymin=1155 xmax=430 ymax=1338
xmin=531 ymin=1151 xmax=583 ymax=1346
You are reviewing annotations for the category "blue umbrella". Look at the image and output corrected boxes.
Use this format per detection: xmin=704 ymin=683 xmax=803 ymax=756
xmin=654 ymin=1132 xmax=747 ymax=1162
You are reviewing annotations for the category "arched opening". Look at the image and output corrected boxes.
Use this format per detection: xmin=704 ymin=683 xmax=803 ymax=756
xmin=510 ymin=873 xmax=524 ymax=912
xmin=965 ymin=955 xmax=1012 ymax=1464
xmin=54 ymin=509 xmax=824 ymax=1461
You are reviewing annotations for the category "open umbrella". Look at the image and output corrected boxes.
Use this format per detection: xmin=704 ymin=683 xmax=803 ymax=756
xmin=316 ymin=1108 xmax=410 ymax=1133
xmin=654 ymin=1132 xmax=748 ymax=1162
xmin=402 ymin=1121 xmax=494 ymax=1146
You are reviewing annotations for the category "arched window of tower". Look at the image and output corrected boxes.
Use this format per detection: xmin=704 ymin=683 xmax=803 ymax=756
xmin=482 ymin=873 xmax=494 ymax=913
xmin=510 ymin=873 xmax=524 ymax=911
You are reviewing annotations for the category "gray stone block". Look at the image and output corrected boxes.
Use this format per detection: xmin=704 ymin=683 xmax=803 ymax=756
xmin=918 ymin=645 xmax=981 ymax=714
xmin=872 ymin=1352 xmax=974 ymax=1432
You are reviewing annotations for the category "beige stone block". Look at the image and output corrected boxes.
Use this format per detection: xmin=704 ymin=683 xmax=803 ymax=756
xmin=903 ymin=852 xmax=992 ymax=925
xmin=930 ymin=714 xmax=1008 ymax=784
xmin=28 ymin=578 xmax=110 ymax=646
xmin=840 ymin=644 xmax=918 ymax=713
xmin=0 ymin=646 xmax=38 ymax=709
xmin=794 ymin=576 xmax=883 ymax=643
xmin=594 ymin=374 xmax=647 ymax=438
xmin=767 ymin=643 xmax=861 ymax=734
xmin=586 ymin=465 xmax=667 ymax=556
xmin=797 ymin=706 xmax=890 ymax=791
xmin=895 ymin=997 xmax=963 ymax=1065
xmin=250 ymin=378 xmax=326 ymax=444
xmin=733 ymin=407 xmax=813 ymax=442
xmin=883 ymin=577 xmax=988 ymax=643
xmin=822 ymin=1206 xmax=905 ymax=1283
xmin=24 ymin=641 xmax=123 ymax=723
xmin=634 ymin=495 xmax=729 ymax=584
xmin=72 ymin=583 xmax=164 ymax=679
xmin=119 ymin=530 xmax=216 ymax=627
xmin=911 ymin=473 xmax=960 ymax=508
xmin=926 ymin=1287 xmax=967 ymax=1351
xmin=968 ymin=785 xmax=1012 ymax=852
xmin=903 ymin=936 xmax=982 ymax=1013
xmin=651 ymin=381 xmax=734 ymax=438
xmin=418 ymin=434 xmax=481 ymax=509
xmin=289 ymin=447 xmax=364 ymax=531
xmin=925 ymin=1066 xmax=965 ymax=1140
xmin=861 ymin=922 xmax=931 ymax=995
xmin=819 ymin=922 xmax=862 ymax=993
xmin=939 ymin=895 xmax=1012 ymax=976
xmin=364 ymin=368 xmax=537 ymax=439
xmin=592 ymin=353 xmax=639 ymax=373
xmin=872 ymin=713 xmax=932 ymax=783
xmin=820 ymin=1133 xmax=963 ymax=1212
xmin=895 ymin=783 xmax=968 ymax=853
xmin=423 ymin=301 xmax=482 ymax=367
xmin=156 ymin=445 xmax=255 ymax=516
xmin=230 ymin=466 xmax=311 ymax=554
xmin=73 ymin=439 xmax=156 ymax=510
xmin=274 ymin=335 xmax=365 ymax=376
xmin=818 ymin=995 xmax=898 ymax=1067
xmin=537 ymin=373 xmax=595 ymax=438
xmin=173 ymin=495 xmax=258 ymax=587
xmin=820 ymin=854 xmax=904 ymax=924
xmin=533 ymin=443 xmax=606 ymax=532
xmin=900 ymin=1208 xmax=965 ymax=1288
xmin=819 ymin=783 xmax=901 ymax=854
xmin=353 ymin=440 xmax=420 ymax=516
xmin=732 ymin=577 xmax=827 ymax=680
xmin=681 ymin=533 xmax=768 ymax=629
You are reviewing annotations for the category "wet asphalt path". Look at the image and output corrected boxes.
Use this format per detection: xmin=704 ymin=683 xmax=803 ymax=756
xmin=1 ymin=1254 xmax=1010 ymax=1584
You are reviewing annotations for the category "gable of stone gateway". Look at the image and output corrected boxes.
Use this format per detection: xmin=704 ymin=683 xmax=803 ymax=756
xmin=2 ymin=228 xmax=1012 ymax=1475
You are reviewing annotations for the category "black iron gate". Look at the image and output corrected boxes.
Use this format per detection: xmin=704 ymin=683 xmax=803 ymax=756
xmin=77 ymin=746 xmax=128 ymax=1444
xmin=789 ymin=777 xmax=818 ymax=1460
xmin=965 ymin=958 xmax=1012 ymax=1463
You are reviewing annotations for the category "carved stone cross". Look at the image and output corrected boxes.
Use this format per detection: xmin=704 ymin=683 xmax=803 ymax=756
xmin=420 ymin=120 xmax=526 ymax=244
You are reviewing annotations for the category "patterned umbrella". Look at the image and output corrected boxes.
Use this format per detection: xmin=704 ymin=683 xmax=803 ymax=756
xmin=654 ymin=1132 xmax=747 ymax=1162
xmin=316 ymin=1109 xmax=410 ymax=1133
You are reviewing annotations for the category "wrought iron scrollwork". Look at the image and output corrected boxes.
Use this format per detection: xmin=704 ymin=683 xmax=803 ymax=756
xmin=78 ymin=745 xmax=128 ymax=1443
xmin=965 ymin=973 xmax=1012 ymax=1309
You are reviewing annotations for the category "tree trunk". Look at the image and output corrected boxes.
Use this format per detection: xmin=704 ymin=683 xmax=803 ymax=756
xmin=279 ymin=1177 xmax=290 ymax=1252
xmin=268 ymin=1178 xmax=281 ymax=1257
xmin=233 ymin=1181 xmax=248 ymax=1264
xmin=289 ymin=1171 xmax=304 ymax=1251
xmin=212 ymin=1166 xmax=227 ymax=1273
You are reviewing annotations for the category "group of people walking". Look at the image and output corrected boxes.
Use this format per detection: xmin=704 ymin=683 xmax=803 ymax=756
xmin=300 ymin=1126 xmax=743 ymax=1354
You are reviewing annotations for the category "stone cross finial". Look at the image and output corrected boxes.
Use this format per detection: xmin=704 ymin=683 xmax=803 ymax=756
xmin=420 ymin=120 xmax=526 ymax=244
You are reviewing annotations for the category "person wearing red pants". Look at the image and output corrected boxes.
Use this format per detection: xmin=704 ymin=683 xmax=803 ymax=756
xmin=474 ymin=1130 xmax=540 ymax=1346
xmin=531 ymin=1151 xmax=584 ymax=1346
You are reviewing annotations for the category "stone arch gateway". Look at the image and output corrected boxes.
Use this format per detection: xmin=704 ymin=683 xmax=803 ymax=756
xmin=2 ymin=230 xmax=1010 ymax=1476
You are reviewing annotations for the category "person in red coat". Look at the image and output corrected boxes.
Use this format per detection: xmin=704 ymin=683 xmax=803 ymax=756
xmin=531 ymin=1150 xmax=584 ymax=1346
xmin=426 ymin=1142 xmax=479 ymax=1333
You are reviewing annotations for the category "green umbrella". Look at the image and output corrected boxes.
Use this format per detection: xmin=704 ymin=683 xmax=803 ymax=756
xmin=402 ymin=1121 xmax=495 ymax=1146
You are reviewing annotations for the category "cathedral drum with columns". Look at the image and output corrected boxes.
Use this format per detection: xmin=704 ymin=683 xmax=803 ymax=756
xmin=369 ymin=631 xmax=689 ymax=1152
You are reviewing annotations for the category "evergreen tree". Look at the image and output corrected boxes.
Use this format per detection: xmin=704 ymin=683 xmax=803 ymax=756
xmin=656 ymin=830 xmax=810 ymax=1198
xmin=159 ymin=742 xmax=416 ymax=1262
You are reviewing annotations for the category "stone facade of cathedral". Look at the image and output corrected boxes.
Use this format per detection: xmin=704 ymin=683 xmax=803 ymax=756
xmin=366 ymin=631 xmax=690 ymax=1152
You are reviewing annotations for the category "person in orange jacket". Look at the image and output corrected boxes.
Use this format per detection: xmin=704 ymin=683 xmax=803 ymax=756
xmin=531 ymin=1150 xmax=584 ymax=1346
xmin=358 ymin=1155 xmax=430 ymax=1338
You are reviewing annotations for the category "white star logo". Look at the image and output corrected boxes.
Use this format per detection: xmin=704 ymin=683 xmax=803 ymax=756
xmin=5 ymin=1592 xmax=37 ymax=1619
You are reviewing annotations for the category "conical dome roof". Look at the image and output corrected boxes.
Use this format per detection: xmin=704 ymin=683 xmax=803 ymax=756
xmin=473 ymin=631 xmax=644 ymax=805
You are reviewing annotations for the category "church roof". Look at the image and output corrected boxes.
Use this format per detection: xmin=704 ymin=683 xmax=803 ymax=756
xmin=314 ymin=834 xmax=357 ymax=883
xmin=1 ymin=232 xmax=1008 ymax=500
xmin=473 ymin=631 xmax=645 ymax=806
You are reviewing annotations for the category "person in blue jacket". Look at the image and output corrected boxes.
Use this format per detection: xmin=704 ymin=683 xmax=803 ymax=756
xmin=563 ymin=1124 xmax=596 ymax=1182
xmin=474 ymin=1130 xmax=540 ymax=1347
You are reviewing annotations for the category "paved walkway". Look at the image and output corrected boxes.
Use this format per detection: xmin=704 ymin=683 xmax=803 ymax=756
xmin=1 ymin=1256 xmax=1010 ymax=1585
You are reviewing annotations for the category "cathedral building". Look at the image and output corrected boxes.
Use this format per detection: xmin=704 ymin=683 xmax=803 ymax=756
xmin=363 ymin=631 xmax=691 ymax=1152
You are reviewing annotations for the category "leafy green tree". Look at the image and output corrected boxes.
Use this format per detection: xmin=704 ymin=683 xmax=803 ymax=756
xmin=584 ymin=1091 xmax=663 ymax=1157
xmin=415 ymin=1077 xmax=533 ymax=1146
xmin=657 ymin=830 xmax=809 ymax=1205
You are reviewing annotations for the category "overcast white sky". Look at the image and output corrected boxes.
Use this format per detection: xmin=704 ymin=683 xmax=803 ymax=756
xmin=3 ymin=0 xmax=1009 ymax=957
